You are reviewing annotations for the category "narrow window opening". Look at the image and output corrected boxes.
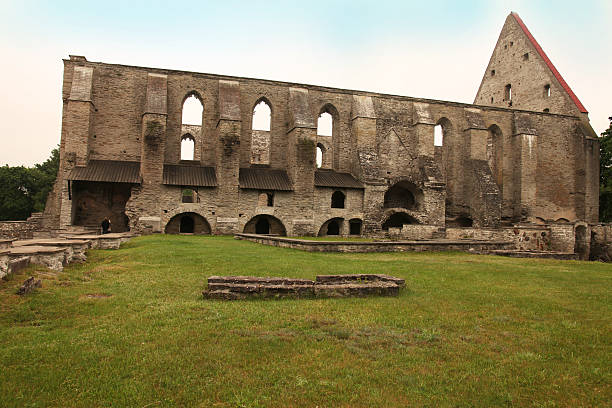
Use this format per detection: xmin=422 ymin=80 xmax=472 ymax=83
xmin=331 ymin=191 xmax=345 ymax=209
xmin=252 ymin=100 xmax=271 ymax=131
xmin=544 ymin=84 xmax=551 ymax=98
xmin=523 ymin=52 xmax=529 ymax=61
xmin=317 ymin=112 xmax=333 ymax=136
xmin=182 ymin=189 xmax=197 ymax=203
xmin=510 ymin=41 xmax=514 ymax=46
xmin=504 ymin=84 xmax=512 ymax=101
xmin=490 ymin=97 xmax=494 ymax=103
xmin=316 ymin=144 xmax=324 ymax=168
xmin=180 ymin=135 xmax=195 ymax=160
xmin=434 ymin=125 xmax=443 ymax=147
xmin=182 ymin=95 xmax=203 ymax=126
xmin=491 ymin=69 xmax=495 ymax=76
xmin=266 ymin=193 xmax=274 ymax=207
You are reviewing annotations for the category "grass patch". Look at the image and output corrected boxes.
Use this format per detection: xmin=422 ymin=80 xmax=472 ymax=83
xmin=0 ymin=235 xmax=611 ymax=407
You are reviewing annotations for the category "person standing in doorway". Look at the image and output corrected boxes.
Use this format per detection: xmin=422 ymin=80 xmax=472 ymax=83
xmin=101 ymin=217 xmax=111 ymax=234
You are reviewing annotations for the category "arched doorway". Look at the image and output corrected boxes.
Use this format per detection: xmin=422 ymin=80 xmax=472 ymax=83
xmin=318 ymin=218 xmax=344 ymax=236
xmin=349 ymin=218 xmax=362 ymax=235
xmin=384 ymin=181 xmax=421 ymax=210
xmin=165 ymin=212 xmax=211 ymax=234
xmin=243 ymin=215 xmax=287 ymax=236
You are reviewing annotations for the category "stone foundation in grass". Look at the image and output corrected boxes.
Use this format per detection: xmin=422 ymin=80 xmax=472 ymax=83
xmin=203 ymin=274 xmax=406 ymax=300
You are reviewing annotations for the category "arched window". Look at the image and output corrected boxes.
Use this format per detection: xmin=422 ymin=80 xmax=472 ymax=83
xmin=252 ymin=100 xmax=271 ymax=131
xmin=384 ymin=181 xmax=419 ymax=209
xmin=182 ymin=95 xmax=203 ymax=126
xmin=487 ymin=125 xmax=503 ymax=192
xmin=434 ymin=124 xmax=443 ymax=147
xmin=181 ymin=135 xmax=195 ymax=160
xmin=317 ymin=112 xmax=333 ymax=136
xmin=316 ymin=144 xmax=324 ymax=168
xmin=331 ymin=191 xmax=345 ymax=209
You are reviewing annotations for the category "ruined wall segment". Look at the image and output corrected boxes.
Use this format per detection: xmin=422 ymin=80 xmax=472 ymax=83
xmin=46 ymin=33 xmax=599 ymax=235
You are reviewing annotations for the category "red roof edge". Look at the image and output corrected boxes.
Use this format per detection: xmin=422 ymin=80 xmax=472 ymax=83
xmin=511 ymin=12 xmax=587 ymax=114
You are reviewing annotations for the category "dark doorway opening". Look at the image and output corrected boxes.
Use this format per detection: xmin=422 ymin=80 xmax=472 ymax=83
xmin=349 ymin=219 xmax=362 ymax=235
xmin=180 ymin=216 xmax=195 ymax=233
xmin=256 ymin=218 xmax=270 ymax=234
xmin=327 ymin=220 xmax=340 ymax=235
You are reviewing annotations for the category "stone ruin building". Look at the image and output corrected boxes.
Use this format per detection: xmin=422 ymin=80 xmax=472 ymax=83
xmin=31 ymin=12 xmax=602 ymax=258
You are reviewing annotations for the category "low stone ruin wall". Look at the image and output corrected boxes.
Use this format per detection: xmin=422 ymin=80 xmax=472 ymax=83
xmin=234 ymin=233 xmax=512 ymax=253
xmin=590 ymin=224 xmax=612 ymax=261
xmin=446 ymin=226 xmax=551 ymax=251
xmin=203 ymin=274 xmax=406 ymax=300
xmin=0 ymin=221 xmax=38 ymax=240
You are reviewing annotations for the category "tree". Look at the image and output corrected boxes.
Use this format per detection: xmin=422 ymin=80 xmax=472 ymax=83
xmin=0 ymin=146 xmax=59 ymax=221
xmin=600 ymin=117 xmax=612 ymax=222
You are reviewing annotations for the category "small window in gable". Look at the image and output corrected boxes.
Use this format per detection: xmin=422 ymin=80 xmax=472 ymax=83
xmin=544 ymin=84 xmax=551 ymax=98
xmin=267 ymin=193 xmax=274 ymax=207
xmin=317 ymin=112 xmax=333 ymax=136
xmin=491 ymin=69 xmax=495 ymax=76
xmin=252 ymin=100 xmax=271 ymax=131
xmin=434 ymin=125 xmax=443 ymax=147
xmin=181 ymin=135 xmax=195 ymax=160
xmin=504 ymin=84 xmax=512 ymax=101
xmin=523 ymin=53 xmax=529 ymax=61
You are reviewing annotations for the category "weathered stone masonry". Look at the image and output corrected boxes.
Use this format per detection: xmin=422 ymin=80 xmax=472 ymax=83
xmin=41 ymin=13 xmax=599 ymax=240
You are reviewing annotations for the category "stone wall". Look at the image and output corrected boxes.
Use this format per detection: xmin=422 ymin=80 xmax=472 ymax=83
xmin=0 ymin=214 xmax=43 ymax=240
xmin=44 ymin=37 xmax=599 ymax=236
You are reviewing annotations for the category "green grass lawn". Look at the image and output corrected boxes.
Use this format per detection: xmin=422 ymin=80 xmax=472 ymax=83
xmin=0 ymin=235 xmax=610 ymax=407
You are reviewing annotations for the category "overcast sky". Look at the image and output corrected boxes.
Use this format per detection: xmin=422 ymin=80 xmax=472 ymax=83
xmin=0 ymin=0 xmax=609 ymax=166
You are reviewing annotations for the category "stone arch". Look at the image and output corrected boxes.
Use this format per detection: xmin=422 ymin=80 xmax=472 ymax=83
xmin=165 ymin=212 xmax=211 ymax=234
xmin=383 ymin=180 xmax=422 ymax=210
xmin=316 ymin=142 xmax=331 ymax=169
xmin=243 ymin=214 xmax=286 ymax=236
xmin=318 ymin=217 xmax=344 ymax=236
xmin=181 ymin=91 xmax=204 ymax=126
xmin=252 ymin=97 xmax=272 ymax=131
xmin=331 ymin=190 xmax=345 ymax=208
xmin=487 ymin=124 xmax=503 ymax=192
xmin=435 ymin=117 xmax=462 ymax=216
xmin=381 ymin=212 xmax=419 ymax=231
xmin=317 ymin=103 xmax=339 ymax=135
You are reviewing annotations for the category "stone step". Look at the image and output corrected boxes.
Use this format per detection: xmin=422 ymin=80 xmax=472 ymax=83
xmin=488 ymin=250 xmax=578 ymax=260
xmin=314 ymin=282 xmax=400 ymax=297
xmin=207 ymin=275 xmax=313 ymax=286
xmin=208 ymin=282 xmax=315 ymax=297
xmin=315 ymin=274 xmax=405 ymax=287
